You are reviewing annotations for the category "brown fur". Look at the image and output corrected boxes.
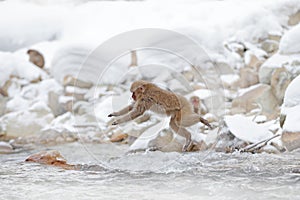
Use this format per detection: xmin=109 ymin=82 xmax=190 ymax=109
xmin=108 ymin=80 xmax=212 ymax=152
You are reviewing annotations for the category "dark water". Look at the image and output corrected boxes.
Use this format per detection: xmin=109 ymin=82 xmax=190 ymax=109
xmin=1 ymin=143 xmax=299 ymax=200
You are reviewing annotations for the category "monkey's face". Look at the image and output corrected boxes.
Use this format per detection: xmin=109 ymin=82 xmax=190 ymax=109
xmin=190 ymin=97 xmax=200 ymax=107
xmin=132 ymin=87 xmax=143 ymax=101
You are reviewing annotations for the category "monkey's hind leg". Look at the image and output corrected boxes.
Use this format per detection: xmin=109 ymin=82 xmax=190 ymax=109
xmin=180 ymin=113 xmax=212 ymax=129
xmin=169 ymin=118 xmax=192 ymax=152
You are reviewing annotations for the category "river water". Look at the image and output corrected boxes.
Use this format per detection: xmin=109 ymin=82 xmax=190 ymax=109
xmin=1 ymin=142 xmax=299 ymax=200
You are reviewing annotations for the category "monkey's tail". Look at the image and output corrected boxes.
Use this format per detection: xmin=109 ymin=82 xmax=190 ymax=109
xmin=200 ymin=117 xmax=213 ymax=129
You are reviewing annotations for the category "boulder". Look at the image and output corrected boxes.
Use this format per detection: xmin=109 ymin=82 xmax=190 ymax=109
xmin=268 ymin=32 xmax=282 ymax=42
xmin=281 ymin=131 xmax=300 ymax=151
xmin=110 ymin=132 xmax=128 ymax=143
xmin=0 ymin=96 xmax=8 ymax=116
xmin=288 ymin=10 xmax=300 ymax=26
xmin=231 ymin=84 xmax=279 ymax=119
xmin=280 ymin=75 xmax=300 ymax=151
xmin=0 ymin=141 xmax=13 ymax=153
xmin=259 ymin=53 xmax=300 ymax=84
xmin=279 ymin=24 xmax=300 ymax=54
xmin=129 ymin=118 xmax=179 ymax=152
xmin=48 ymin=91 xmax=66 ymax=117
xmin=270 ymin=67 xmax=291 ymax=104
xmin=148 ymin=130 xmax=184 ymax=152
xmin=25 ymin=150 xmax=76 ymax=170
xmin=37 ymin=128 xmax=78 ymax=145
xmin=1 ymin=101 xmax=54 ymax=137
xmin=239 ymin=67 xmax=259 ymax=88
xmin=261 ymin=40 xmax=279 ymax=54
xmin=245 ymin=52 xmax=264 ymax=71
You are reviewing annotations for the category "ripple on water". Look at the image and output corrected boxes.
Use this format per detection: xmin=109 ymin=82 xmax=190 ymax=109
xmin=1 ymin=143 xmax=300 ymax=200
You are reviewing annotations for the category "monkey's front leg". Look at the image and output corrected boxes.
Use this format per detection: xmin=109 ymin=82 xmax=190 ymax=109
xmin=108 ymin=104 xmax=134 ymax=117
xmin=111 ymin=108 xmax=145 ymax=125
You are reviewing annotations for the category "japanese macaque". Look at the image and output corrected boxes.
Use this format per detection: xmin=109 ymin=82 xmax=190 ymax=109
xmin=27 ymin=49 xmax=45 ymax=69
xmin=108 ymin=80 xmax=212 ymax=152
xmin=190 ymin=96 xmax=201 ymax=114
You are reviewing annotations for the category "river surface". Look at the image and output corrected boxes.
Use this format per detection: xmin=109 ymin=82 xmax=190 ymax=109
xmin=1 ymin=142 xmax=299 ymax=200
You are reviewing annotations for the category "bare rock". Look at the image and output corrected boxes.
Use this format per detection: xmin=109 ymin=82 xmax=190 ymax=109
xmin=268 ymin=33 xmax=281 ymax=42
xmin=63 ymin=75 xmax=93 ymax=89
xmin=149 ymin=130 xmax=184 ymax=152
xmin=245 ymin=53 xmax=264 ymax=71
xmin=281 ymin=131 xmax=300 ymax=151
xmin=37 ymin=128 xmax=78 ymax=145
xmin=239 ymin=67 xmax=259 ymax=88
xmin=48 ymin=91 xmax=66 ymax=117
xmin=25 ymin=150 xmax=76 ymax=170
xmin=220 ymin=74 xmax=240 ymax=90
xmin=110 ymin=132 xmax=128 ymax=143
xmin=215 ymin=62 xmax=234 ymax=75
xmin=231 ymin=84 xmax=279 ymax=119
xmin=0 ymin=96 xmax=8 ymax=116
xmin=270 ymin=67 xmax=291 ymax=104
xmin=288 ymin=10 xmax=300 ymax=26
xmin=261 ymin=40 xmax=279 ymax=54
xmin=0 ymin=79 xmax=21 ymax=97
xmin=27 ymin=49 xmax=45 ymax=69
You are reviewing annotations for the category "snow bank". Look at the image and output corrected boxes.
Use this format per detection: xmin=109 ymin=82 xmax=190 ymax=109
xmin=280 ymin=24 xmax=300 ymax=54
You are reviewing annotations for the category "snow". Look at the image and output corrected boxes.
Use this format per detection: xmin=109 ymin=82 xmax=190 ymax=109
xmin=279 ymin=24 xmax=300 ymax=54
xmin=224 ymin=114 xmax=274 ymax=143
xmin=1 ymin=0 xmax=300 ymax=144
xmin=260 ymin=52 xmax=300 ymax=69
xmin=0 ymin=51 xmax=48 ymax=86
xmin=0 ymin=2 xmax=65 ymax=51
xmin=0 ymin=101 xmax=54 ymax=137
xmin=94 ymin=92 xmax=132 ymax=123
xmin=282 ymin=105 xmax=300 ymax=132
xmin=220 ymin=74 xmax=240 ymax=85
xmin=0 ymin=0 xmax=298 ymax=84
xmin=282 ymin=75 xmax=300 ymax=132
xmin=129 ymin=118 xmax=170 ymax=151
xmin=283 ymin=75 xmax=300 ymax=108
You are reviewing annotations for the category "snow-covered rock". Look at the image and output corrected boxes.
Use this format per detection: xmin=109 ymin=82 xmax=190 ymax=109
xmin=281 ymin=75 xmax=300 ymax=151
xmin=231 ymin=84 xmax=279 ymax=119
xmin=0 ymin=141 xmax=13 ymax=153
xmin=280 ymin=24 xmax=300 ymax=54
xmin=270 ymin=67 xmax=291 ymax=104
xmin=259 ymin=53 xmax=300 ymax=84
xmin=282 ymin=75 xmax=300 ymax=109
xmin=0 ymin=52 xmax=48 ymax=86
xmin=239 ymin=67 xmax=259 ymax=88
xmin=288 ymin=10 xmax=300 ymax=26
xmin=0 ymin=101 xmax=54 ymax=137
xmin=224 ymin=114 xmax=273 ymax=143
xmin=0 ymin=96 xmax=8 ymax=116
xmin=129 ymin=119 xmax=170 ymax=151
